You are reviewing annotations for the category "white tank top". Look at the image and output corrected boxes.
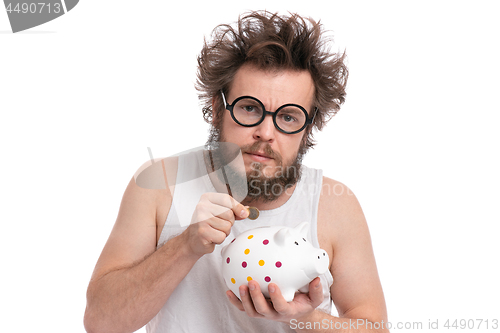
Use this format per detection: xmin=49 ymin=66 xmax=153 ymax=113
xmin=146 ymin=151 xmax=334 ymax=332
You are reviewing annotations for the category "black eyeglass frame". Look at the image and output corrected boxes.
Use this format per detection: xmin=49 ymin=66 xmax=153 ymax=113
xmin=221 ymin=92 xmax=317 ymax=135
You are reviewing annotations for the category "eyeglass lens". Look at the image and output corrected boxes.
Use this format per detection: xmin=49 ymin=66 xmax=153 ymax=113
xmin=232 ymin=98 xmax=307 ymax=133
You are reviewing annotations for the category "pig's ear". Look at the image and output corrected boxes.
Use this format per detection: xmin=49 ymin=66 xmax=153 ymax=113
xmin=295 ymin=222 xmax=310 ymax=239
xmin=274 ymin=228 xmax=293 ymax=246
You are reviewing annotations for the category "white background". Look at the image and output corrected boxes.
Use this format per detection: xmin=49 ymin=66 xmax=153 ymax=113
xmin=1 ymin=1 xmax=499 ymax=332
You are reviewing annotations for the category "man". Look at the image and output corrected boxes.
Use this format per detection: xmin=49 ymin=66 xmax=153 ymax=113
xmin=84 ymin=11 xmax=388 ymax=333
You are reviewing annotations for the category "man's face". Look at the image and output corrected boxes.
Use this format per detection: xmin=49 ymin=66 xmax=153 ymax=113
xmin=212 ymin=64 xmax=315 ymax=202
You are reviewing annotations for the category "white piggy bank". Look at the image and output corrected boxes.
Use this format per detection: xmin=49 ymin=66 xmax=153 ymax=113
xmin=221 ymin=222 xmax=329 ymax=302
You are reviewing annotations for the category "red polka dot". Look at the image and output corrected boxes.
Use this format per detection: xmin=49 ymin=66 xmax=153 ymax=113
xmin=275 ymin=261 xmax=282 ymax=268
xmin=231 ymin=238 xmax=235 ymax=243
xmin=226 ymin=257 xmax=230 ymax=264
xmin=263 ymin=239 xmax=269 ymax=245
xmin=242 ymin=261 xmax=247 ymax=268
xmin=265 ymin=276 xmax=271 ymax=282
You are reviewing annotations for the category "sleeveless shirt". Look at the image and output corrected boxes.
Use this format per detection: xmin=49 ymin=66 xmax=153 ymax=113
xmin=146 ymin=150 xmax=334 ymax=332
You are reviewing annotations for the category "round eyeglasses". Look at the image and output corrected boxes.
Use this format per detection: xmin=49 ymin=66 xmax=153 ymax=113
xmin=221 ymin=92 xmax=317 ymax=134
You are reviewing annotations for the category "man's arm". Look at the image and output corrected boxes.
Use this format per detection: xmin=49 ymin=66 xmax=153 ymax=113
xmin=292 ymin=310 xmax=388 ymax=333
xmin=292 ymin=177 xmax=388 ymax=332
xmin=84 ymin=160 xmax=248 ymax=333
xmin=321 ymin=178 xmax=388 ymax=330
xmin=83 ymin=158 xmax=196 ymax=333
xmin=84 ymin=224 xmax=201 ymax=333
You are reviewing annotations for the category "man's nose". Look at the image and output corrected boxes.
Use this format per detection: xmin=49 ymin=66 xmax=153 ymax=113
xmin=252 ymin=114 xmax=276 ymax=143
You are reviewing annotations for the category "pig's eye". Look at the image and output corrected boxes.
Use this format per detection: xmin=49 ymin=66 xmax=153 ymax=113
xmin=294 ymin=241 xmax=299 ymax=245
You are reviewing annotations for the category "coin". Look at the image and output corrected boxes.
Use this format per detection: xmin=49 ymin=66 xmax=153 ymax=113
xmin=248 ymin=207 xmax=260 ymax=220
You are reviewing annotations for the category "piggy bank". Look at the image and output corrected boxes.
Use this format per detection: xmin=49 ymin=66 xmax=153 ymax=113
xmin=221 ymin=222 xmax=329 ymax=302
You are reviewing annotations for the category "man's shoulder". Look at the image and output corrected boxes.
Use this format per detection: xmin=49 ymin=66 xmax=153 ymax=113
xmin=318 ymin=176 xmax=364 ymax=225
xmin=319 ymin=176 xmax=357 ymax=202
xmin=298 ymin=167 xmax=357 ymax=209
xmin=129 ymin=157 xmax=177 ymax=219
xmin=317 ymin=176 xmax=368 ymax=251
xmin=133 ymin=156 xmax=178 ymax=192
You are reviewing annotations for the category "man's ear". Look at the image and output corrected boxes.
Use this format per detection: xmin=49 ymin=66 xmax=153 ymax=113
xmin=211 ymin=95 xmax=218 ymax=125
xmin=212 ymin=93 xmax=227 ymax=127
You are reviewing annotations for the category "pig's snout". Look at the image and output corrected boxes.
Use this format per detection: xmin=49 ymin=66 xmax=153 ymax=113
xmin=305 ymin=249 xmax=329 ymax=279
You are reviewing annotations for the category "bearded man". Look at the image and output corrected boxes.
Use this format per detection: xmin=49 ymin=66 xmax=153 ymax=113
xmin=84 ymin=11 xmax=389 ymax=333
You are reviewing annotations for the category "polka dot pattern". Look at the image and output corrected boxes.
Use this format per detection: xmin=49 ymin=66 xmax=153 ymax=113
xmin=225 ymin=229 xmax=291 ymax=294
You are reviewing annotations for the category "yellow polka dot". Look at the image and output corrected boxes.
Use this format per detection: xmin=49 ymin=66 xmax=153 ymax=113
xmin=259 ymin=260 xmax=265 ymax=266
xmin=247 ymin=276 xmax=252 ymax=281
xmin=231 ymin=278 xmax=235 ymax=284
xmin=248 ymin=235 xmax=254 ymax=239
xmin=244 ymin=249 xmax=250 ymax=255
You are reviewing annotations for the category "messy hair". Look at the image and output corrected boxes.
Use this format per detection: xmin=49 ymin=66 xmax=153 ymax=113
xmin=196 ymin=11 xmax=348 ymax=150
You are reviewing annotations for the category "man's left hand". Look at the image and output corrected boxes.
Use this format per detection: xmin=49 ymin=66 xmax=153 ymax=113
xmin=225 ymin=277 xmax=324 ymax=323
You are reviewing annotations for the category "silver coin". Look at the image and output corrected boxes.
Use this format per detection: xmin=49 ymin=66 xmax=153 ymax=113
xmin=248 ymin=207 xmax=260 ymax=220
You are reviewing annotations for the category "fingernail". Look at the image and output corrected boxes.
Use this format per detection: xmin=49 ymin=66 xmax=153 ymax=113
xmin=249 ymin=283 xmax=255 ymax=291
xmin=240 ymin=289 xmax=246 ymax=297
xmin=241 ymin=209 xmax=248 ymax=218
xmin=269 ymin=285 xmax=275 ymax=293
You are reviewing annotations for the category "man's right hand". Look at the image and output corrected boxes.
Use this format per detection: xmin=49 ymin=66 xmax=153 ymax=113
xmin=181 ymin=193 xmax=249 ymax=257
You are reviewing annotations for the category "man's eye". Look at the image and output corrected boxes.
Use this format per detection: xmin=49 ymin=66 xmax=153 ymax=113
xmin=243 ymin=106 xmax=256 ymax=112
xmin=281 ymin=114 xmax=297 ymax=122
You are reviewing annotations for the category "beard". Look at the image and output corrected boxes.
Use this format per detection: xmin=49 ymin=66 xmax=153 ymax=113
xmin=206 ymin=122 xmax=308 ymax=203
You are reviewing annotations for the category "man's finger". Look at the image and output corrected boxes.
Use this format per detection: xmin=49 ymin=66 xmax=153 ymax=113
xmin=239 ymin=285 xmax=264 ymax=318
xmin=267 ymin=283 xmax=290 ymax=315
xmin=226 ymin=290 xmax=245 ymax=311
xmin=209 ymin=205 xmax=236 ymax=225
xmin=308 ymin=277 xmax=324 ymax=308
xmin=206 ymin=193 xmax=248 ymax=219
xmin=248 ymin=280 xmax=277 ymax=317
xmin=207 ymin=217 xmax=233 ymax=238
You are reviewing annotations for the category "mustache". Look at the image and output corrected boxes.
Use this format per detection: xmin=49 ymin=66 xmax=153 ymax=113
xmin=240 ymin=142 xmax=282 ymax=165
